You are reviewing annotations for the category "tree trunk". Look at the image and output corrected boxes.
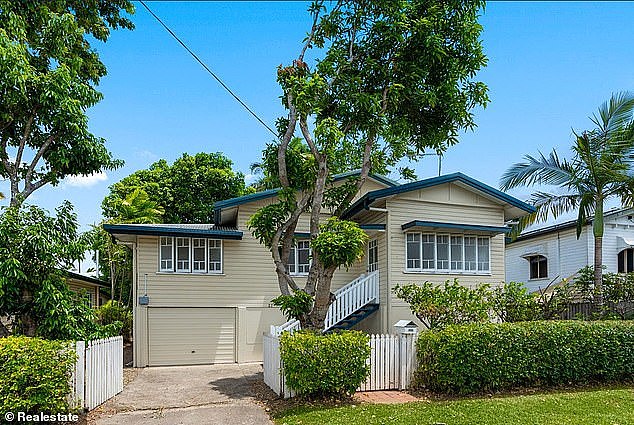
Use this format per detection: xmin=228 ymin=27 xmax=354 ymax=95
xmin=594 ymin=235 xmax=604 ymax=311
xmin=303 ymin=266 xmax=336 ymax=331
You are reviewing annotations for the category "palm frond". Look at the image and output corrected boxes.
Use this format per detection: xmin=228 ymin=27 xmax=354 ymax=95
xmin=590 ymin=91 xmax=634 ymax=137
xmin=500 ymin=150 xmax=573 ymax=191
xmin=506 ymin=192 xmax=581 ymax=239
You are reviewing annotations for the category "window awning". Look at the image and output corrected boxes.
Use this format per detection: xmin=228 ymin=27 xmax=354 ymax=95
xmin=617 ymin=236 xmax=634 ymax=251
xmin=520 ymin=244 xmax=548 ymax=259
xmin=401 ymin=220 xmax=511 ymax=235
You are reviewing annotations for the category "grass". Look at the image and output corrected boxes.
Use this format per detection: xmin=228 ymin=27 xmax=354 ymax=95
xmin=274 ymin=387 xmax=634 ymax=425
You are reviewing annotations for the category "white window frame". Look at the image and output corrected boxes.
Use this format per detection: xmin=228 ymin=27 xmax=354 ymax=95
xmin=405 ymin=231 xmax=491 ymax=274
xmin=208 ymin=239 xmax=223 ymax=274
xmin=288 ymin=239 xmax=311 ymax=276
xmin=192 ymin=238 xmax=207 ymax=273
xmin=175 ymin=237 xmax=191 ymax=272
xmin=159 ymin=236 xmax=174 ymax=272
xmin=157 ymin=237 xmax=223 ymax=274
xmin=368 ymin=239 xmax=379 ymax=272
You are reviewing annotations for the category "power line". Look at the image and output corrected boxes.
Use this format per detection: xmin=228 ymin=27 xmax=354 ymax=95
xmin=139 ymin=1 xmax=277 ymax=137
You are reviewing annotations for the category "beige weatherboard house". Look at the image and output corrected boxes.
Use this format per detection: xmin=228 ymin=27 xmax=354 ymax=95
xmin=105 ymin=171 xmax=534 ymax=367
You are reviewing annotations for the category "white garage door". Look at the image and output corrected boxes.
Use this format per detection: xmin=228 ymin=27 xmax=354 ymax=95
xmin=148 ymin=307 xmax=236 ymax=366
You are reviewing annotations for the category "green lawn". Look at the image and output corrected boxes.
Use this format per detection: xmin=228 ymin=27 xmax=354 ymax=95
xmin=274 ymin=388 xmax=634 ymax=425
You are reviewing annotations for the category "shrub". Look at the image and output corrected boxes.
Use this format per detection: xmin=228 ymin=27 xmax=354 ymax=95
xmin=489 ymin=281 xmax=541 ymax=322
xmin=96 ymin=300 xmax=132 ymax=342
xmin=394 ymin=279 xmax=492 ymax=330
xmin=271 ymin=290 xmax=313 ymax=321
xmin=280 ymin=330 xmax=371 ymax=398
xmin=0 ymin=336 xmax=77 ymax=413
xmin=416 ymin=320 xmax=634 ymax=394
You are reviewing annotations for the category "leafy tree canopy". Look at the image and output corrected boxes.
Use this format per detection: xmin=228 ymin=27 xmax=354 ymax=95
xmin=0 ymin=202 xmax=116 ymax=339
xmin=102 ymin=152 xmax=252 ymax=224
xmin=0 ymin=0 xmax=134 ymax=206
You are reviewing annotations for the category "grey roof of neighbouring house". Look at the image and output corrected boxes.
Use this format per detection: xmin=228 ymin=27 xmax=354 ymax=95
xmin=509 ymin=207 xmax=634 ymax=243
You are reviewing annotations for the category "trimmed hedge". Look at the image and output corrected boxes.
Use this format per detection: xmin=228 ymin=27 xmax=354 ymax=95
xmin=280 ymin=330 xmax=370 ymax=398
xmin=0 ymin=336 xmax=77 ymax=413
xmin=416 ymin=321 xmax=634 ymax=394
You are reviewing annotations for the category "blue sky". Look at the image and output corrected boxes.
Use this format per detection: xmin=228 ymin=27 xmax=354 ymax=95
xmin=14 ymin=1 xmax=634 ymax=230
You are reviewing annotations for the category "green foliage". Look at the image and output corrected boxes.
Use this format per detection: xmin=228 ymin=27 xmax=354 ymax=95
xmin=280 ymin=330 xmax=371 ymax=398
xmin=572 ymin=266 xmax=634 ymax=319
xmin=0 ymin=0 xmax=132 ymax=205
xmin=393 ymin=280 xmax=492 ymax=330
xmin=0 ymin=336 xmax=77 ymax=413
xmin=96 ymin=300 xmax=132 ymax=342
xmin=272 ymin=291 xmax=313 ymax=321
xmin=416 ymin=321 xmax=634 ymax=394
xmin=111 ymin=188 xmax=165 ymax=224
xmin=311 ymin=218 xmax=368 ymax=269
xmin=0 ymin=202 xmax=115 ymax=339
xmin=103 ymin=152 xmax=251 ymax=224
xmin=247 ymin=201 xmax=293 ymax=248
xmin=490 ymin=281 xmax=541 ymax=322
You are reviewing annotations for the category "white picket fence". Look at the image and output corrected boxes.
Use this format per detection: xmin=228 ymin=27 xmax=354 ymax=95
xmin=263 ymin=331 xmax=417 ymax=398
xmin=71 ymin=336 xmax=124 ymax=411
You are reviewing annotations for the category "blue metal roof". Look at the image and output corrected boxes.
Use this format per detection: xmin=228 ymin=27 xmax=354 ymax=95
xmin=401 ymin=220 xmax=511 ymax=234
xmin=343 ymin=172 xmax=536 ymax=219
xmin=103 ymin=224 xmax=243 ymax=240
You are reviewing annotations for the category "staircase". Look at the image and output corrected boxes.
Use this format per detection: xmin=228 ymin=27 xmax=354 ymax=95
xmin=270 ymin=271 xmax=379 ymax=335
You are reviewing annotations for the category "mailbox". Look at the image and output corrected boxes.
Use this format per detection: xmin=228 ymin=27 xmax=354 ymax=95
xmin=393 ymin=320 xmax=418 ymax=335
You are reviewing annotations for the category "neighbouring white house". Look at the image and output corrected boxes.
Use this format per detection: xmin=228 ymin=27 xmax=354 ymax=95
xmin=505 ymin=207 xmax=634 ymax=292
xmin=104 ymin=171 xmax=534 ymax=367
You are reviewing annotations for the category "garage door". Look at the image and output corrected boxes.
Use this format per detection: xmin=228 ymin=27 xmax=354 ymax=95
xmin=148 ymin=307 xmax=236 ymax=366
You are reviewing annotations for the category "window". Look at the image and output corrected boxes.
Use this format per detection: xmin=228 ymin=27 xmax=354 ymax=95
xmin=618 ymin=249 xmax=634 ymax=273
xmin=406 ymin=233 xmax=421 ymax=269
xmin=405 ymin=232 xmax=490 ymax=273
xmin=477 ymin=237 xmax=490 ymax=272
xmin=208 ymin=240 xmax=222 ymax=273
xmin=528 ymin=255 xmax=548 ymax=279
xmin=287 ymin=240 xmax=311 ymax=275
xmin=158 ymin=237 xmax=222 ymax=274
xmin=436 ymin=235 xmax=449 ymax=270
xmin=176 ymin=237 xmax=191 ymax=272
xmin=451 ymin=236 xmax=463 ymax=270
xmin=159 ymin=237 xmax=173 ymax=271
xmin=368 ymin=239 xmax=378 ymax=272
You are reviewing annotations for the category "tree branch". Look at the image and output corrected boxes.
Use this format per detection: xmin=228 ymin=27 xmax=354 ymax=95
xmin=24 ymin=134 xmax=54 ymax=189
xmin=298 ymin=0 xmax=324 ymax=62
xmin=278 ymin=94 xmax=298 ymax=188
xmin=15 ymin=115 xmax=35 ymax=175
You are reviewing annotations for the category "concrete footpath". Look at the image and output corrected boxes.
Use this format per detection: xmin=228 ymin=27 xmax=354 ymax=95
xmin=91 ymin=364 xmax=272 ymax=425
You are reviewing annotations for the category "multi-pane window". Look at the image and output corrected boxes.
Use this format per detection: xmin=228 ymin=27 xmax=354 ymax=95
xmin=209 ymin=240 xmax=222 ymax=272
xmin=176 ymin=237 xmax=191 ymax=272
xmin=159 ymin=237 xmax=222 ymax=274
xmin=406 ymin=232 xmax=491 ymax=273
xmin=436 ymin=235 xmax=449 ymax=270
xmin=528 ymin=255 xmax=548 ymax=279
xmin=450 ymin=236 xmax=463 ymax=270
xmin=159 ymin=237 xmax=173 ymax=271
xmin=287 ymin=240 xmax=311 ymax=275
xmin=368 ymin=239 xmax=378 ymax=272
xmin=618 ymin=249 xmax=634 ymax=273
xmin=192 ymin=238 xmax=206 ymax=272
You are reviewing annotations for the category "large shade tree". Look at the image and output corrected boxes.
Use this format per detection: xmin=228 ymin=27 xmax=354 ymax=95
xmin=0 ymin=0 xmax=133 ymax=206
xmin=102 ymin=152 xmax=251 ymax=224
xmin=248 ymin=0 xmax=489 ymax=330
xmin=500 ymin=92 xmax=634 ymax=309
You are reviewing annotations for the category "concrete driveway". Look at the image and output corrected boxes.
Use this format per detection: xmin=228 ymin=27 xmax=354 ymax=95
xmin=92 ymin=364 xmax=272 ymax=425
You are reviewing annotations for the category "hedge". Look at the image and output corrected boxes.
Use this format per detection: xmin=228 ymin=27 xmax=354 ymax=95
xmin=280 ymin=330 xmax=370 ymax=398
xmin=416 ymin=320 xmax=634 ymax=394
xmin=0 ymin=336 xmax=77 ymax=413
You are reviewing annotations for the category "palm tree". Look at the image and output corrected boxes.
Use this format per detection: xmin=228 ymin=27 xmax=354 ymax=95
xmin=500 ymin=92 xmax=634 ymax=310
xmin=114 ymin=188 xmax=164 ymax=224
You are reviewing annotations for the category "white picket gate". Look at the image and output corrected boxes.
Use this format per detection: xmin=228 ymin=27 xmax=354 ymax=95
xmin=263 ymin=331 xmax=417 ymax=398
xmin=71 ymin=336 xmax=124 ymax=411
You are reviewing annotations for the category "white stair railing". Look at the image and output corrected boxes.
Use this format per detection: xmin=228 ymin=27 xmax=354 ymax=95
xmin=270 ymin=271 xmax=379 ymax=336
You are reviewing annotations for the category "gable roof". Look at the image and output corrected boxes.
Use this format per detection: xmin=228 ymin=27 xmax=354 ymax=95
xmin=342 ymin=172 xmax=536 ymax=220
xmin=509 ymin=207 xmax=634 ymax=243
xmin=66 ymin=271 xmax=109 ymax=288
xmin=213 ymin=170 xmax=398 ymax=214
